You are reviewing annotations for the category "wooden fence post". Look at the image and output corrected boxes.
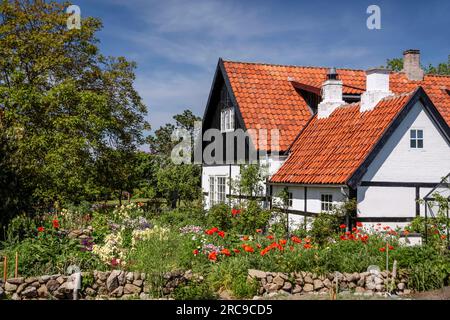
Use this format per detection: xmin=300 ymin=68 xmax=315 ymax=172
xmin=15 ymin=252 xmax=18 ymax=278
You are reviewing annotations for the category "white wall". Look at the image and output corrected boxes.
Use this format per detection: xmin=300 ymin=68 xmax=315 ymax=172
xmin=271 ymin=185 xmax=348 ymax=230
xmin=357 ymin=101 xmax=450 ymax=223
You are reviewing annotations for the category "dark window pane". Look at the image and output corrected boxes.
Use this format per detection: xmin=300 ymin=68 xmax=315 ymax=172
xmin=418 ymin=139 xmax=423 ymax=148
xmin=411 ymin=140 xmax=416 ymax=148
xmin=410 ymin=130 xmax=416 ymax=138
xmin=417 ymin=130 xmax=423 ymax=138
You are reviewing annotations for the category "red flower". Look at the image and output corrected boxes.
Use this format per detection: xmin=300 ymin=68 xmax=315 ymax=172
xmin=340 ymin=235 xmax=347 ymax=241
xmin=208 ymin=251 xmax=217 ymax=261
xmin=210 ymin=227 xmax=219 ymax=233
xmin=352 ymin=227 xmax=357 ymax=232
xmin=220 ymin=248 xmax=231 ymax=256
xmin=111 ymin=258 xmax=119 ymax=266
xmin=403 ymin=230 xmax=410 ymax=236
xmin=388 ymin=245 xmax=394 ymax=250
xmin=205 ymin=229 xmax=215 ymax=235
xmin=441 ymin=235 xmax=447 ymax=240
xmin=279 ymin=239 xmax=287 ymax=246
xmin=266 ymin=235 xmax=274 ymax=240
xmin=339 ymin=224 xmax=346 ymax=229
xmin=217 ymin=231 xmax=225 ymax=238
xmin=193 ymin=249 xmax=199 ymax=256
xmin=303 ymin=243 xmax=312 ymax=249
xmin=356 ymin=222 xmax=363 ymax=227
xmin=233 ymin=248 xmax=240 ymax=254
xmin=379 ymin=247 xmax=386 ymax=252
xmin=289 ymin=246 xmax=294 ymax=251
xmin=242 ymin=235 xmax=249 ymax=241
xmin=256 ymin=229 xmax=262 ymax=233
xmin=291 ymin=236 xmax=302 ymax=244
xmin=260 ymin=248 xmax=270 ymax=256
xmin=37 ymin=226 xmax=45 ymax=233
xmin=345 ymin=231 xmax=351 ymax=236
xmin=231 ymin=208 xmax=241 ymax=216
xmin=243 ymin=245 xmax=254 ymax=253
xmin=256 ymin=244 xmax=261 ymax=248
xmin=52 ymin=219 xmax=59 ymax=229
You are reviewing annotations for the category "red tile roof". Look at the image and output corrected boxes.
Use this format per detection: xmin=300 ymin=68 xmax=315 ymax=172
xmin=222 ymin=60 xmax=450 ymax=152
xmin=270 ymin=93 xmax=415 ymax=185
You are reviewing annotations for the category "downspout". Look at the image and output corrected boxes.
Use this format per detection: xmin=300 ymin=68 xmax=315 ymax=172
xmin=304 ymin=187 xmax=308 ymax=230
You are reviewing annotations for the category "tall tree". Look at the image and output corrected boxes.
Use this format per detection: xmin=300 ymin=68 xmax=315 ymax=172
xmin=0 ymin=0 xmax=149 ymax=221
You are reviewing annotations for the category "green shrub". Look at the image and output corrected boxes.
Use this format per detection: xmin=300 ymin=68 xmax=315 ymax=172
xmin=207 ymin=203 xmax=232 ymax=231
xmin=309 ymin=212 xmax=341 ymax=245
xmin=234 ymin=200 xmax=271 ymax=235
xmin=173 ymin=281 xmax=217 ymax=300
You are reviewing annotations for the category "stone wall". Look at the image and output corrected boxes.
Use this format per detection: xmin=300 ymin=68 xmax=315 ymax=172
xmin=0 ymin=270 xmax=198 ymax=300
xmin=248 ymin=269 xmax=412 ymax=297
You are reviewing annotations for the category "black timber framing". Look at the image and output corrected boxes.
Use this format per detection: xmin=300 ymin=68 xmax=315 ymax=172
xmin=359 ymin=181 xmax=448 ymax=217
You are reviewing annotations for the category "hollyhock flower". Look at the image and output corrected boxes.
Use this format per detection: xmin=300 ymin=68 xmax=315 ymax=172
xmin=52 ymin=219 xmax=59 ymax=229
xmin=379 ymin=247 xmax=386 ymax=252
xmin=220 ymin=248 xmax=231 ymax=256
xmin=37 ymin=227 xmax=45 ymax=233
xmin=339 ymin=224 xmax=346 ymax=229
xmin=193 ymin=249 xmax=199 ymax=256
xmin=217 ymin=231 xmax=225 ymax=238
xmin=291 ymin=236 xmax=302 ymax=244
xmin=208 ymin=251 xmax=217 ymax=261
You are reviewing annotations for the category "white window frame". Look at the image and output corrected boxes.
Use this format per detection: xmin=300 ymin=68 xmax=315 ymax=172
xmin=287 ymin=192 xmax=293 ymax=208
xmin=209 ymin=175 xmax=227 ymax=206
xmin=220 ymin=108 xmax=234 ymax=133
xmin=320 ymin=194 xmax=333 ymax=212
xmin=409 ymin=129 xmax=424 ymax=149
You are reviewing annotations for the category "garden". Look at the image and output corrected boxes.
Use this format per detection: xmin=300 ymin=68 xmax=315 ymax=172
xmin=1 ymin=190 xmax=449 ymax=300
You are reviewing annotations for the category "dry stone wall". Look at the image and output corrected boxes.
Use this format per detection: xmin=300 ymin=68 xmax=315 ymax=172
xmin=248 ymin=269 xmax=412 ymax=297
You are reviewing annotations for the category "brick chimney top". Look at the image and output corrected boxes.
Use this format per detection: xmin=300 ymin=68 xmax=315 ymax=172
xmin=402 ymin=49 xmax=424 ymax=81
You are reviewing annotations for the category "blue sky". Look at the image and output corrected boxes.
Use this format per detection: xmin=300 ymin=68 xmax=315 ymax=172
xmin=73 ymin=0 xmax=449 ymax=136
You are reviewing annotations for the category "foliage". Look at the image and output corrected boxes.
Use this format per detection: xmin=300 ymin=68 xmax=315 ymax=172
xmin=173 ymin=281 xmax=217 ymax=300
xmin=0 ymin=0 xmax=149 ymax=230
xmin=207 ymin=203 xmax=233 ymax=231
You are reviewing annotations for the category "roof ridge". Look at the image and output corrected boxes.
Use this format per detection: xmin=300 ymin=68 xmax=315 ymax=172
xmin=222 ymin=59 xmax=365 ymax=72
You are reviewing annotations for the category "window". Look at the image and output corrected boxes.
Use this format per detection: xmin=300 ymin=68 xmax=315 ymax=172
xmin=287 ymin=192 xmax=293 ymax=208
xmin=221 ymin=108 xmax=234 ymax=132
xmin=410 ymin=129 xmax=423 ymax=149
xmin=321 ymin=194 xmax=333 ymax=212
xmin=209 ymin=176 xmax=227 ymax=206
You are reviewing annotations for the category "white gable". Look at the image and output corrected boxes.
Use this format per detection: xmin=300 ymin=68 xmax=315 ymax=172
xmin=362 ymin=100 xmax=450 ymax=183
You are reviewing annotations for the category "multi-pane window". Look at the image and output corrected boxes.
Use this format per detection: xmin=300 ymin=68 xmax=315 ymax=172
xmin=221 ymin=108 xmax=234 ymax=132
xmin=287 ymin=192 xmax=293 ymax=208
xmin=209 ymin=176 xmax=227 ymax=206
xmin=410 ymin=129 xmax=423 ymax=149
xmin=219 ymin=86 xmax=234 ymax=132
xmin=321 ymin=194 xmax=333 ymax=212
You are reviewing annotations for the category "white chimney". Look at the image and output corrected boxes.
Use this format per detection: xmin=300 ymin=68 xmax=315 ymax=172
xmin=317 ymin=68 xmax=345 ymax=119
xmin=360 ymin=68 xmax=393 ymax=112
xmin=402 ymin=49 xmax=424 ymax=81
